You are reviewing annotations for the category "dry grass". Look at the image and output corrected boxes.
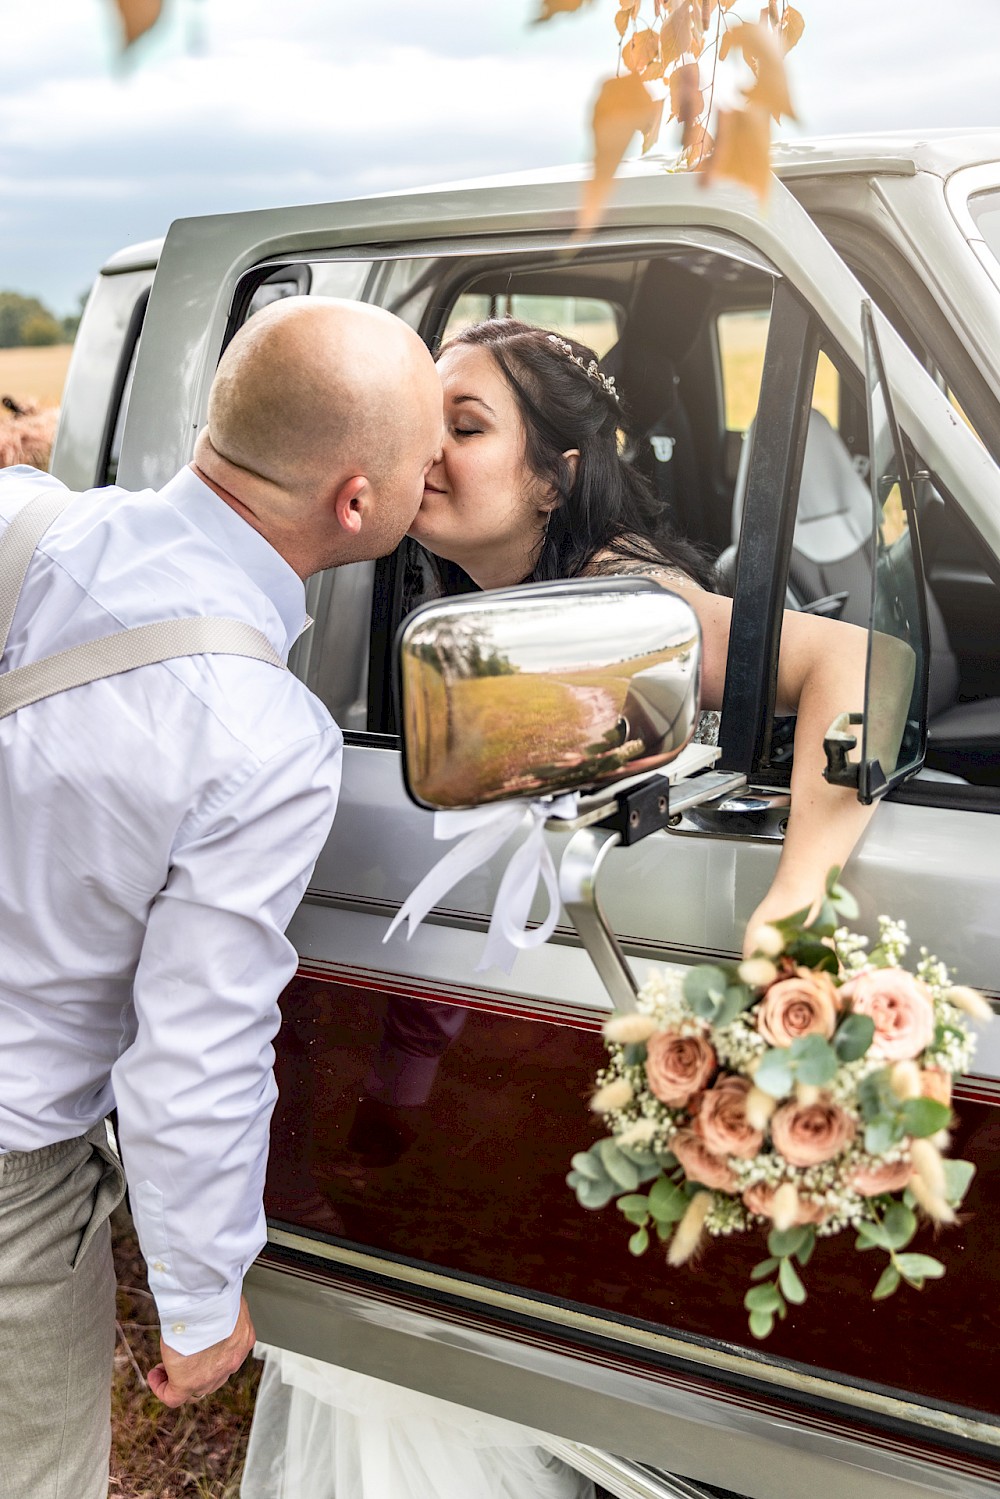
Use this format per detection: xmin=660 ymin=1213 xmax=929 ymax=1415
xmin=0 ymin=344 xmax=73 ymax=409
xmin=110 ymin=1211 xmax=260 ymax=1499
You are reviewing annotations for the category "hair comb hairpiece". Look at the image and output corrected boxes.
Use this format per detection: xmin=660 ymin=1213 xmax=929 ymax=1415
xmin=545 ymin=334 xmax=619 ymax=401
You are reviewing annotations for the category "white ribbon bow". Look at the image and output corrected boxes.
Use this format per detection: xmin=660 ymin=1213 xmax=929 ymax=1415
xmin=383 ymin=794 xmax=580 ymax=974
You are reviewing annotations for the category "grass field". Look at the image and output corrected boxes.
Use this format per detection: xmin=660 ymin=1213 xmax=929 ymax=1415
xmin=0 ymin=344 xmax=73 ymax=411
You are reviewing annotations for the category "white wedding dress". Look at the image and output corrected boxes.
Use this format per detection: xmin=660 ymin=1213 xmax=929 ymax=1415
xmin=240 ymin=1344 xmax=596 ymax=1499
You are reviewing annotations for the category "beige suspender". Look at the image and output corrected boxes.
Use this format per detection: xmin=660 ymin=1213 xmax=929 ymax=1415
xmin=0 ymin=489 xmax=286 ymax=721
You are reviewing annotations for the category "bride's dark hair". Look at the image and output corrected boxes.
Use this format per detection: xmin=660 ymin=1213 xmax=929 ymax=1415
xmin=431 ymin=316 xmax=715 ymax=591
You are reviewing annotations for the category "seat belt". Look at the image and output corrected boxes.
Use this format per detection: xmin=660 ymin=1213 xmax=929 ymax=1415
xmin=0 ymin=489 xmax=286 ymax=722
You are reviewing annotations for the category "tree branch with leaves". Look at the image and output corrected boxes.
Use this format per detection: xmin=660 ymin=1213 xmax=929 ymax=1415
xmin=534 ymin=0 xmax=804 ymax=229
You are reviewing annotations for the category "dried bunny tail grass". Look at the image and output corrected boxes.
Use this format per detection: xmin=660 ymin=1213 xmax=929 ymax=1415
xmin=602 ymin=1013 xmax=659 ymax=1044
xmin=753 ymin=925 xmax=786 ymax=958
xmin=930 ymin=1130 xmax=951 ymax=1152
xmin=889 ymin=1061 xmax=922 ymax=1100
xmin=909 ymin=1172 xmax=956 ymax=1225
xmin=738 ymin=958 xmax=778 ymax=989
xmin=615 ymin=1118 xmax=657 ymax=1148
xmin=795 ymin=1083 xmax=821 ymax=1108
xmin=946 ymin=985 xmax=994 ymax=1023
xmin=771 ymin=1182 xmax=802 ymax=1233
xmin=667 ymin=1191 xmax=713 ymax=1267
xmin=910 ymin=1137 xmax=947 ymax=1198
xmin=745 ymin=1086 xmax=777 ymax=1132
xmin=590 ymin=1078 xmax=633 ymax=1113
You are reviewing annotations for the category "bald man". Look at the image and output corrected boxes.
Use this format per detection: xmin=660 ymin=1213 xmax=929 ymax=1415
xmin=0 ymin=297 xmax=443 ymax=1499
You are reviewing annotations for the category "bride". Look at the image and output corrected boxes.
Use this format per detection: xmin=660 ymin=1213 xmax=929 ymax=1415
xmin=241 ymin=316 xmax=897 ymax=1498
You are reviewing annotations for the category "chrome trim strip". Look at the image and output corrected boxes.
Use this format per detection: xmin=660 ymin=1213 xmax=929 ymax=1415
xmin=542 ymin=1442 xmax=723 ymax=1499
xmin=264 ymin=1226 xmax=1000 ymax=1449
xmin=297 ymin=892 xmax=1000 ymax=1005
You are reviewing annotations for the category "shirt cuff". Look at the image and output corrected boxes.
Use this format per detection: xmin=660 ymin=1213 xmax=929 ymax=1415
xmin=153 ymin=1283 xmax=244 ymax=1357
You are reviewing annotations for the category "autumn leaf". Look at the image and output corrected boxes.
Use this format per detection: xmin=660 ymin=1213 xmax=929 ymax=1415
xmin=623 ymin=28 xmax=660 ymax=74
xmin=701 ymin=103 xmax=772 ymax=201
xmin=725 ymin=20 xmax=797 ymax=120
xmin=660 ymin=6 xmax=694 ymax=68
xmin=780 ymin=5 xmax=805 ymax=53
xmin=669 ymin=61 xmax=705 ymax=131
xmin=111 ymin=0 xmax=162 ymax=47
xmin=684 ymin=122 xmax=714 ymax=166
xmin=580 ymin=74 xmax=658 ymax=235
xmin=532 ymin=0 xmax=596 ymax=21
xmin=642 ymin=97 xmax=666 ymax=154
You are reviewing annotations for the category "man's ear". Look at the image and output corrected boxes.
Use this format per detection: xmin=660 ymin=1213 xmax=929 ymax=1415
xmin=332 ymin=475 xmax=369 ymax=536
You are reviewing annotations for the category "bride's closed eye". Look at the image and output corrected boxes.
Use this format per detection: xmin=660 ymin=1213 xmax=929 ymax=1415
xmin=451 ymin=425 xmax=482 ymax=438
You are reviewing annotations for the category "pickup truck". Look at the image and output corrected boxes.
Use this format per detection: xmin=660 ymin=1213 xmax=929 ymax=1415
xmin=50 ymin=132 xmax=1000 ymax=1499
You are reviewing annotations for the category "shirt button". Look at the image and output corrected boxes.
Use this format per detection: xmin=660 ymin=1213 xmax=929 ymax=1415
xmin=171 ymin=1322 xmax=186 ymax=1334
xmin=152 ymin=1261 xmax=166 ymax=1273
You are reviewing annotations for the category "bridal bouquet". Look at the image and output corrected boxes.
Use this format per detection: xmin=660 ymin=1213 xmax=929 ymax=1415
xmin=567 ymin=870 xmax=991 ymax=1339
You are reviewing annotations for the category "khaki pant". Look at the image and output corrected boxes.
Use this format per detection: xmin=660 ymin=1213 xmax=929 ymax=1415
xmin=0 ymin=1122 xmax=126 ymax=1499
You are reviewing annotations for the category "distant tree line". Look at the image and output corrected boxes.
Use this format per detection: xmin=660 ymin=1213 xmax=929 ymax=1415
xmin=0 ymin=291 xmax=83 ymax=348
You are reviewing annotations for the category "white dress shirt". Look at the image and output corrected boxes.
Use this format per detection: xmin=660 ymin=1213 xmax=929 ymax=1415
xmin=0 ymin=464 xmax=342 ymax=1354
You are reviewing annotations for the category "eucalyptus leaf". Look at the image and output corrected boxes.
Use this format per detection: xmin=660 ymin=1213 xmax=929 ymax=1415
xmin=746 ymin=1307 xmax=779 ymax=1343
xmin=894 ymin=1253 xmax=946 ymax=1282
xmin=683 ymin=965 xmax=730 ymax=1018
xmin=833 ymin=1013 xmax=875 ymax=1062
xmin=622 ymin=1042 xmax=649 ymax=1068
xmin=628 ymin=1226 xmax=650 ymax=1256
xmin=779 ymin=1257 xmax=806 ymax=1305
xmin=570 ymin=1150 xmax=605 ymax=1181
xmin=872 ymin=1263 xmax=901 ymax=1301
xmin=597 ymin=1138 xmax=640 ymax=1192
xmin=790 ymin=1033 xmax=838 ymax=1086
xmin=648 ymin=1175 xmax=688 ymax=1223
xmin=883 ymin=1201 xmax=917 ymax=1251
xmin=899 ymin=1097 xmax=951 ymax=1138
xmin=806 ymin=896 xmax=839 ymax=939
xmin=856 ymin=1220 xmax=895 ymax=1251
xmin=795 ymin=1228 xmax=816 ymax=1267
xmin=865 ymin=1115 xmax=904 ymax=1156
xmin=858 ymin=1070 xmax=891 ymax=1122
xmin=616 ymin=1193 xmax=651 ymax=1216
xmin=754 ymin=1048 xmax=795 ymax=1099
xmin=577 ymin=1177 xmax=618 ymax=1210
xmin=824 ymin=865 xmax=842 ymax=896
xmin=942 ymin=1158 xmax=976 ymax=1208
xmin=618 ymin=1145 xmax=658 ymax=1167
xmin=748 ymin=1309 xmax=774 ymax=1339
xmin=566 ymin=1171 xmax=586 ymax=1192
xmin=744 ymin=1283 xmax=782 ymax=1314
xmin=775 ymin=904 xmax=813 ymax=931
xmin=767 ymin=1226 xmax=809 ymax=1259
xmin=715 ymin=983 xmax=754 ymax=1029
xmin=786 ymin=939 xmax=839 ymax=972
xmin=750 ymin=1258 xmax=779 ymax=1281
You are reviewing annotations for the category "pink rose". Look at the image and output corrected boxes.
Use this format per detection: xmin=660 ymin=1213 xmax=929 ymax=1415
xmin=672 ymin=1129 xmax=739 ymax=1192
xmin=921 ymin=1068 xmax=952 ymax=1109
xmin=742 ymin=1182 xmax=830 ymax=1225
xmin=695 ymin=1075 xmax=764 ymax=1160
xmin=771 ymin=1095 xmax=856 ymax=1166
xmin=850 ymin=1158 xmax=913 ymax=1197
xmin=645 ymin=1031 xmax=717 ymax=1108
xmin=756 ymin=967 xmax=840 ymax=1048
xmin=839 ymin=969 xmax=935 ymax=1061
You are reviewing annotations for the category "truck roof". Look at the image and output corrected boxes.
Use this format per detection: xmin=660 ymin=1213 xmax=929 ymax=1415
xmin=95 ymin=128 xmax=1000 ymax=278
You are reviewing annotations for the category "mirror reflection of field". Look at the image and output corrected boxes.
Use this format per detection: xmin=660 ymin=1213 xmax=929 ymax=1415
xmin=405 ymin=642 xmax=695 ymax=808
xmin=0 ymin=345 xmax=73 ymax=411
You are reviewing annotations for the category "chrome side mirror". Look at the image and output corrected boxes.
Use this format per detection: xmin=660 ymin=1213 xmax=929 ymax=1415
xmin=397 ymin=578 xmax=702 ymax=811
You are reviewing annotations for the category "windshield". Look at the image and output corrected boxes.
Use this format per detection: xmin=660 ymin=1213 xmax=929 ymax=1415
xmin=969 ymin=188 xmax=1000 ymax=265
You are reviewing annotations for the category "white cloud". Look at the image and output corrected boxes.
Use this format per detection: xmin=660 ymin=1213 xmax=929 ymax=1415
xmin=3 ymin=0 xmax=1000 ymax=311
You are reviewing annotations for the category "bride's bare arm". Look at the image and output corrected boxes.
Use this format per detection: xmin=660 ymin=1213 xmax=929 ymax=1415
xmin=601 ymin=562 xmax=910 ymax=955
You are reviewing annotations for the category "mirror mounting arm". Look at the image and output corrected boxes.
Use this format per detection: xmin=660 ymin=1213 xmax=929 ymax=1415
xmin=823 ymin=710 xmax=889 ymax=804
xmin=556 ymin=770 xmax=749 ymax=1014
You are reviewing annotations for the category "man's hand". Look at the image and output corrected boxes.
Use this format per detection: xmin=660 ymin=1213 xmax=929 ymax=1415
xmin=147 ymin=1295 xmax=256 ymax=1408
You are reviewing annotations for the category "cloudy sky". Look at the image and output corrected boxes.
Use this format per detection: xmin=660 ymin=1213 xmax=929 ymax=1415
xmin=3 ymin=0 xmax=999 ymax=314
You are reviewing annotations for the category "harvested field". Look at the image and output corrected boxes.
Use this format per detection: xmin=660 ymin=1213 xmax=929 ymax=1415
xmin=0 ymin=344 xmax=73 ymax=409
